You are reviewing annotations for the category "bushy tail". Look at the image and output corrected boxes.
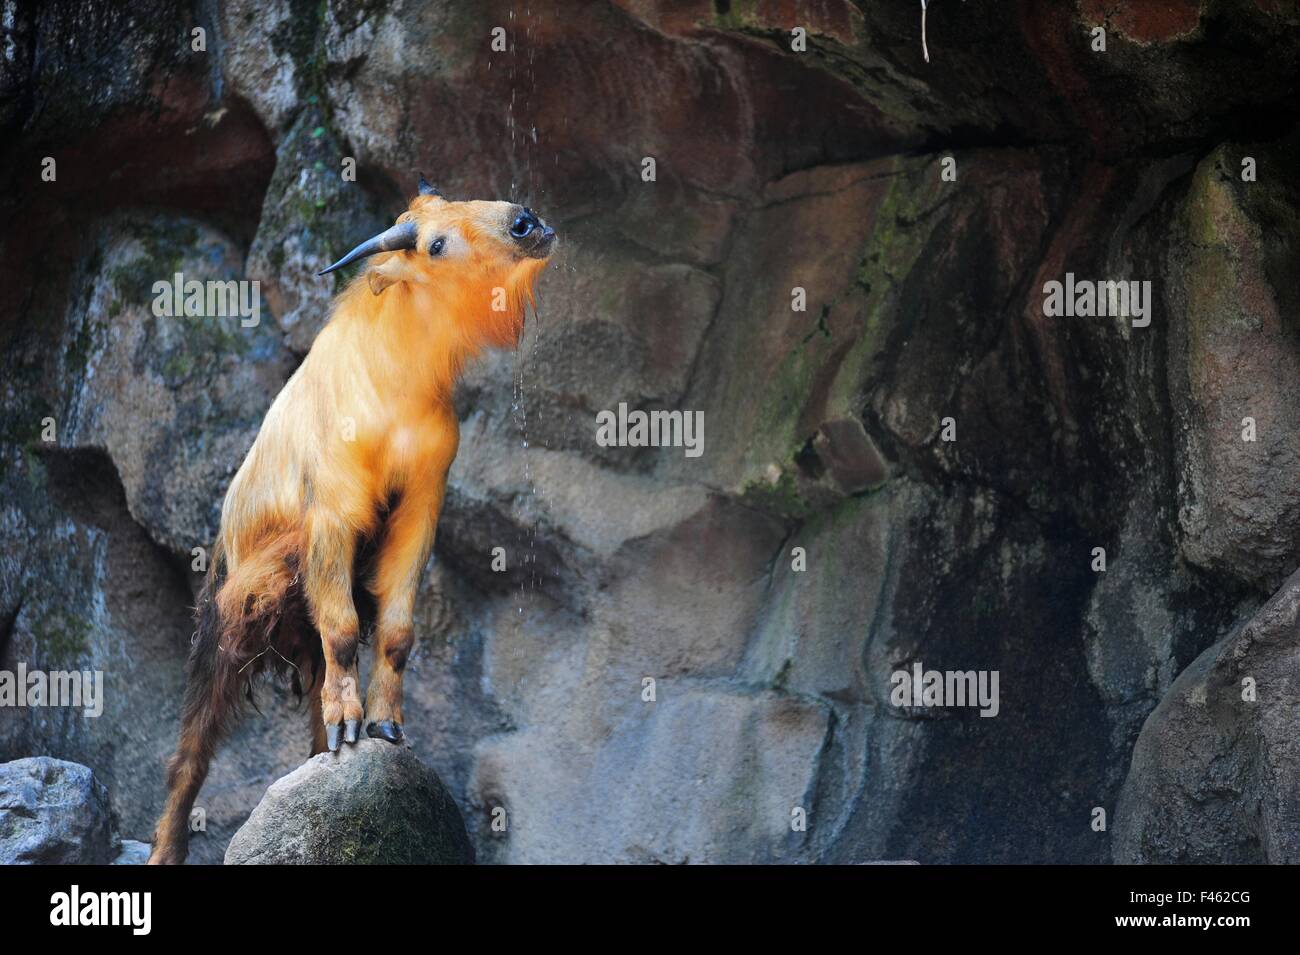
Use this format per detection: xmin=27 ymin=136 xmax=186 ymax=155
xmin=148 ymin=531 xmax=315 ymax=864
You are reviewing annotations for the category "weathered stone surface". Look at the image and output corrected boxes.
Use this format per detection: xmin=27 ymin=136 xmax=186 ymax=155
xmin=813 ymin=418 xmax=888 ymax=494
xmin=0 ymin=757 xmax=117 ymax=864
xmin=112 ymin=839 xmax=152 ymax=865
xmin=55 ymin=217 xmax=296 ymax=556
xmin=246 ymin=108 xmax=388 ymax=355
xmin=0 ymin=215 xmax=303 ymax=865
xmin=469 ymin=687 xmax=829 ymax=864
xmin=1167 ymin=139 xmax=1300 ymax=593
xmin=0 ymin=2 xmax=274 ymax=326
xmin=0 ymin=444 xmax=314 ymax=865
xmin=2 ymin=0 xmax=1299 ymax=867
xmin=317 ymin=1 xmax=895 ymax=212
xmin=225 ymin=741 xmax=474 ymax=865
xmin=217 ymin=0 xmax=305 ymax=134
xmin=1114 ymin=567 xmax=1300 ymax=864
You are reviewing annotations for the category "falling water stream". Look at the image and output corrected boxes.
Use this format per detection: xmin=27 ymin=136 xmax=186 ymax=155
xmin=505 ymin=6 xmax=550 ymax=617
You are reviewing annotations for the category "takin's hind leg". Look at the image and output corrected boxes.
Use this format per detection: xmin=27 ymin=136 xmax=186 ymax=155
xmin=286 ymin=614 xmax=328 ymax=757
xmin=307 ymin=673 xmax=328 ymax=757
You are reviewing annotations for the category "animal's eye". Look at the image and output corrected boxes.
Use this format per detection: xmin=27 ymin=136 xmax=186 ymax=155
xmin=429 ymin=237 xmax=445 ymax=256
xmin=509 ymin=214 xmax=534 ymax=238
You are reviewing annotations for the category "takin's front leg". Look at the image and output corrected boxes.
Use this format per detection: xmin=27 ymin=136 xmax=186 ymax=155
xmin=304 ymin=512 xmax=365 ymax=751
xmin=364 ymin=488 xmax=440 ymax=744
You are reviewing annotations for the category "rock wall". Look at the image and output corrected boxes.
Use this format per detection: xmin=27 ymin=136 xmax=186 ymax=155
xmin=1 ymin=0 xmax=1299 ymax=863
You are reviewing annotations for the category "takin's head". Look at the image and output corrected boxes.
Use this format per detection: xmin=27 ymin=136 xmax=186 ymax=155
xmin=318 ymin=176 xmax=556 ymax=345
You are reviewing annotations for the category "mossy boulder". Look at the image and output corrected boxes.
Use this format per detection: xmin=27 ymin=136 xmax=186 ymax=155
xmin=225 ymin=741 xmax=474 ymax=865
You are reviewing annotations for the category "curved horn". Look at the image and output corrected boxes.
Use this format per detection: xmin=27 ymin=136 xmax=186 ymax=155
xmin=418 ymin=174 xmax=442 ymax=197
xmin=317 ymin=221 xmax=419 ymax=276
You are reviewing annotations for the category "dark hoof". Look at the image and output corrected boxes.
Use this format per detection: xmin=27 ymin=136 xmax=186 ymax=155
xmin=326 ymin=723 xmax=341 ymax=752
xmin=366 ymin=720 xmax=404 ymax=743
xmin=344 ymin=719 xmax=360 ymax=744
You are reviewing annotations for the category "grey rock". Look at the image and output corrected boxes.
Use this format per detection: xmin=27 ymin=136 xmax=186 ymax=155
xmin=217 ymin=0 xmax=304 ymax=133
xmin=56 ymin=215 xmax=296 ymax=557
xmin=0 ymin=215 xmax=306 ymax=865
xmin=469 ymin=687 xmax=830 ymax=864
xmin=112 ymin=840 xmax=152 ymax=865
xmin=245 ymin=108 xmax=388 ymax=356
xmin=0 ymin=757 xmax=118 ymax=864
xmin=3 ymin=0 xmax=1300 ymax=869
xmin=1114 ymin=567 xmax=1300 ymax=864
xmin=1167 ymin=142 xmax=1300 ymax=593
xmin=813 ymin=418 xmax=889 ymax=495
xmin=225 ymin=740 xmax=474 ymax=865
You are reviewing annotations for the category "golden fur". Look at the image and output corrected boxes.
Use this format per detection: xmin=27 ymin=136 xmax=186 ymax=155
xmin=148 ymin=193 xmax=551 ymax=864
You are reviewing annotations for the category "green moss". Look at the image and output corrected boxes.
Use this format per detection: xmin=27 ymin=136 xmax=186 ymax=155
xmin=737 ymin=157 xmax=937 ymax=498
xmin=161 ymin=352 xmax=194 ymax=380
xmin=0 ymin=393 xmax=54 ymax=487
xmin=771 ymin=657 xmax=794 ymax=692
xmin=159 ymin=307 xmax=251 ymax=385
xmin=65 ymin=309 xmax=106 ymax=381
xmin=30 ymin=606 xmax=93 ymax=668
xmin=108 ymin=257 xmax=175 ymax=305
xmin=0 ymin=395 xmax=51 ymax=450
xmin=1180 ymin=148 xmax=1264 ymax=342
xmin=827 ymin=157 xmax=944 ymax=414
xmin=106 ymin=218 xmax=197 ymax=306
xmin=294 ymin=778 xmax=464 ymax=863
xmin=1182 ymin=150 xmax=1238 ymax=248
xmin=746 ymin=337 xmax=826 ymax=467
xmin=19 ymin=444 xmax=48 ymax=493
xmin=740 ymin=469 xmax=812 ymax=521
xmin=269 ymin=0 xmax=381 ymax=117
xmin=711 ymin=0 xmax=762 ymax=31
xmin=250 ymin=112 xmax=359 ymax=293
xmin=270 ymin=0 xmax=328 ymax=98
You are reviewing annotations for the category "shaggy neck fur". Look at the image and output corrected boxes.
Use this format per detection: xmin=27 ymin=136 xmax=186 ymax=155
xmin=328 ymin=254 xmax=545 ymax=408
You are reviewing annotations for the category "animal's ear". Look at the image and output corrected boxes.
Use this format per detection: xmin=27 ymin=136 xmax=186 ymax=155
xmin=418 ymin=175 xmax=443 ymax=198
xmin=368 ymin=255 xmax=417 ymax=295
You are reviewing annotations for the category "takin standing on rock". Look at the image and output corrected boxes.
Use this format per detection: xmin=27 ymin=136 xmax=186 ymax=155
xmin=148 ymin=178 xmax=556 ymax=864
